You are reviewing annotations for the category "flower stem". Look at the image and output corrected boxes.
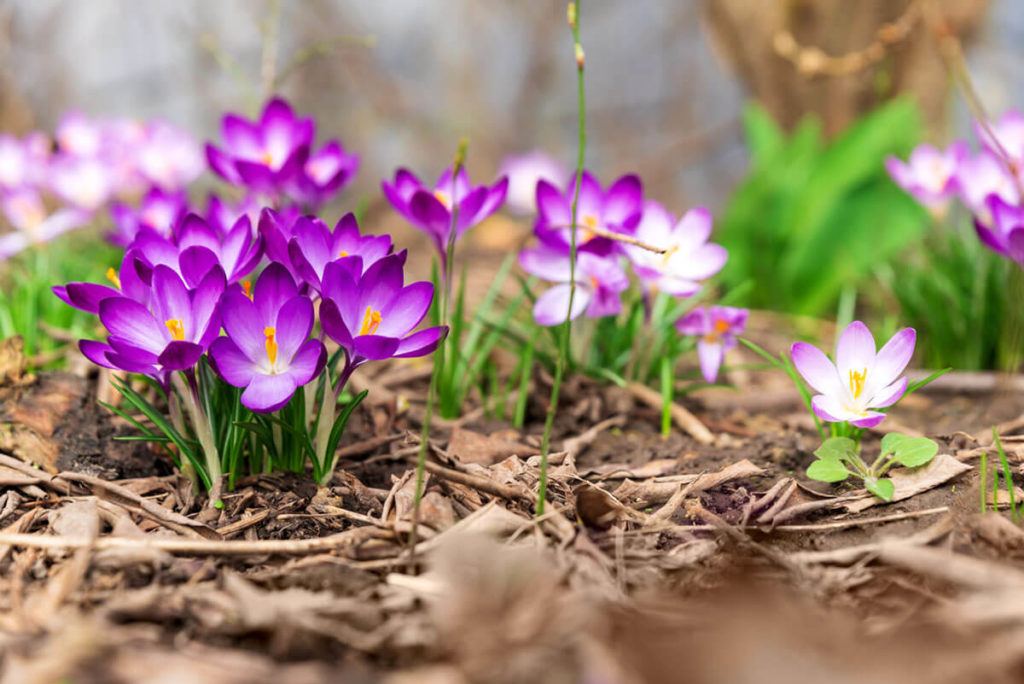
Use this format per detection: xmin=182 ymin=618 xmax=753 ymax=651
xmin=179 ymin=369 xmax=222 ymax=505
xmin=538 ymin=1 xmax=586 ymax=516
xmin=409 ymin=141 xmax=469 ymax=560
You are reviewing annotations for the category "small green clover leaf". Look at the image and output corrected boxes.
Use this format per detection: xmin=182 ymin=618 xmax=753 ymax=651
xmin=814 ymin=437 xmax=857 ymax=462
xmin=889 ymin=437 xmax=938 ymax=468
xmin=865 ymin=477 xmax=895 ymax=501
xmin=807 ymin=458 xmax=853 ymax=483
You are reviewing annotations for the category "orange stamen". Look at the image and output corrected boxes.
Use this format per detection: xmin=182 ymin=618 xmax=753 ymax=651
xmin=849 ymin=368 xmax=867 ymax=399
xmin=338 ymin=249 xmax=349 ymax=258
xmin=165 ymin=318 xmax=185 ymax=341
xmin=433 ymin=189 xmax=451 ymax=209
xmin=359 ymin=305 xmax=382 ymax=336
xmin=264 ymin=327 xmax=278 ymax=366
xmin=242 ymin=280 xmax=253 ymax=299
xmin=106 ymin=267 xmax=121 ymax=290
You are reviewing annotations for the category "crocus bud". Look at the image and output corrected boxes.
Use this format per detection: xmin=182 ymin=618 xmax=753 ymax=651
xmin=575 ymin=44 xmax=585 ymax=68
xmin=567 ymin=2 xmax=576 ymax=29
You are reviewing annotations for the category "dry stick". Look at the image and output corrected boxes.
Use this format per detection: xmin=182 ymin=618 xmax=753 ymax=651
xmin=538 ymin=0 xmax=586 ymax=517
xmin=647 ymin=472 xmax=706 ymax=524
xmin=626 ymin=382 xmax=713 ymax=444
xmin=549 ymin=222 xmax=667 ymax=254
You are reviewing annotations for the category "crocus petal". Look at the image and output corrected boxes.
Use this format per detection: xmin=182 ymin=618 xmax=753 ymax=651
xmin=536 ymin=179 xmax=571 ymax=228
xmin=811 ymin=394 xmax=845 ymax=423
xmin=60 ymin=283 xmax=120 ymax=314
xmin=872 ymin=328 xmax=916 ymax=387
xmin=253 ymin=262 xmax=298 ymax=322
xmin=319 ymin=299 xmax=354 ymax=352
xmin=157 ymin=341 xmax=204 ymax=371
xmin=533 ymin=283 xmax=591 ymax=326
xmin=241 ymin=373 xmax=298 ymax=413
xmin=178 ymin=246 xmax=220 ymax=289
xmin=791 ymin=342 xmax=842 ymax=397
xmin=675 ymin=309 xmax=709 ymax=336
xmin=285 ymin=339 xmax=326 ymax=386
xmin=871 ymin=376 xmax=908 ymax=409
xmin=696 ymin=339 xmax=724 ymax=383
xmin=394 ymin=326 xmax=447 ymax=358
xmin=220 ymin=291 xmax=265 ymax=362
xmin=378 ymin=281 xmax=433 ymax=337
xmin=353 ymin=334 xmax=400 ymax=360
xmin=99 ymin=298 xmax=165 ymax=354
xmin=274 ymin=296 xmax=314 ymax=362
xmin=79 ymin=340 xmax=118 ymax=370
xmin=519 ymin=246 xmax=572 ymax=283
xmin=835 ymin=321 xmax=876 ymax=378
xmin=850 ymin=411 xmax=886 ymax=429
xmin=209 ymin=337 xmax=259 ymax=387
xmin=602 ymin=174 xmax=643 ymax=228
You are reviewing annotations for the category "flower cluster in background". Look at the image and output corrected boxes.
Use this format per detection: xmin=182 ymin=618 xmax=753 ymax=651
xmin=887 ymin=109 xmax=1024 ymax=268
xmin=0 ymin=112 xmax=204 ymax=259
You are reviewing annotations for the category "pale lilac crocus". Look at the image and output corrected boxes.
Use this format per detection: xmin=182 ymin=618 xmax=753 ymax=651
xmin=792 ymin=321 xmax=916 ymax=429
xmin=954 ymin=152 xmax=1020 ymax=224
xmin=0 ymin=133 xmax=49 ymax=191
xmin=136 ymin=120 xmax=205 ymax=191
xmin=885 ymin=142 xmax=968 ymax=211
xmin=498 ymin=150 xmax=568 ymax=215
xmin=206 ymin=97 xmax=313 ymax=194
xmin=287 ymin=213 xmax=395 ymax=293
xmin=56 ymin=111 xmax=104 ymax=158
xmin=109 ymin=187 xmax=189 ymax=245
xmin=381 ymin=166 xmax=507 ymax=272
xmin=209 ymin=263 xmax=326 ymax=412
xmin=534 ymin=171 xmax=643 ymax=257
xmin=0 ymin=188 xmax=90 ymax=259
xmin=675 ymin=306 xmax=748 ymax=383
xmin=48 ymin=155 xmax=114 ymax=212
xmin=519 ymin=243 xmax=629 ymax=326
xmin=975 ymin=110 xmax=1024 ymax=170
xmin=976 ymin=195 xmax=1024 ymax=268
xmin=625 ymin=201 xmax=727 ymax=297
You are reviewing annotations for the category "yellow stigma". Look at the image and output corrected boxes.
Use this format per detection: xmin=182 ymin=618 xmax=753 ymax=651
xmin=264 ymin=326 xmax=278 ymax=366
xmin=849 ymin=368 xmax=867 ymax=399
xmin=242 ymin=280 xmax=253 ymax=299
xmin=660 ymin=244 xmax=680 ymax=268
xmin=433 ymin=189 xmax=451 ymax=209
xmin=359 ymin=305 xmax=382 ymax=336
xmin=580 ymin=214 xmax=598 ymax=242
xmin=106 ymin=267 xmax=121 ymax=290
xmin=338 ymin=249 xmax=349 ymax=258
xmin=165 ymin=318 xmax=185 ymax=341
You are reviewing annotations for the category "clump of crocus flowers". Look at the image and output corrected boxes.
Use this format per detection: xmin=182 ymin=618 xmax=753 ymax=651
xmin=887 ymin=109 xmax=1024 ymax=269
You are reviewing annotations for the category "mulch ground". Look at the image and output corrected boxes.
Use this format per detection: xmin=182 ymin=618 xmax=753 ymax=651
xmin=2 ymin=330 xmax=1024 ymax=684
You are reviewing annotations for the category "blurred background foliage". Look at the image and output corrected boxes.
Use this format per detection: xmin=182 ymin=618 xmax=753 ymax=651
xmin=0 ymin=0 xmax=1021 ymax=371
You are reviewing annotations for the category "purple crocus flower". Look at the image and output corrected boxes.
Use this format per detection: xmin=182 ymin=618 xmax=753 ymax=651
xmin=675 ymin=306 xmax=748 ymax=383
xmin=0 ymin=189 xmax=90 ymax=260
xmin=792 ymin=321 xmax=915 ymax=429
xmin=885 ymin=142 xmax=968 ymax=210
xmin=287 ymin=213 xmax=395 ymax=293
xmin=319 ymin=253 xmax=447 ymax=367
xmin=257 ymin=207 xmax=305 ymax=279
xmin=976 ymin=195 xmax=1024 ymax=268
xmin=79 ymin=265 xmax=225 ymax=384
xmin=954 ymin=152 xmax=1019 ymax=223
xmin=534 ymin=171 xmax=643 ymax=256
xmin=625 ymin=201 xmax=727 ymax=297
xmin=381 ymin=166 xmax=508 ymax=270
xmin=498 ymin=150 xmax=568 ymax=215
xmin=288 ymin=140 xmax=360 ymax=208
xmin=206 ymin=97 xmax=313 ymax=195
xmin=136 ymin=120 xmax=205 ymax=191
xmin=109 ymin=187 xmax=189 ymax=245
xmin=519 ymin=243 xmax=629 ymax=326
xmin=208 ymin=263 xmax=326 ymax=413
xmin=175 ymin=213 xmax=263 ymax=285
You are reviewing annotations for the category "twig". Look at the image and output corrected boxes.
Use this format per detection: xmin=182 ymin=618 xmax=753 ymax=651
xmin=551 ymin=223 xmax=667 ymax=254
xmin=410 ymin=459 xmax=530 ymax=502
xmin=647 ymin=472 xmax=706 ymax=524
xmin=626 ymin=382 xmax=713 ymax=444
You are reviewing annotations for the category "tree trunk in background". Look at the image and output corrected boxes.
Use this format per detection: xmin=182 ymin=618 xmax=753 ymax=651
xmin=704 ymin=0 xmax=990 ymax=137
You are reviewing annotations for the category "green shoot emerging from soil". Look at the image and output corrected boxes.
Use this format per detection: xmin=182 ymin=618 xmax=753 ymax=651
xmin=807 ymin=433 xmax=938 ymax=501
